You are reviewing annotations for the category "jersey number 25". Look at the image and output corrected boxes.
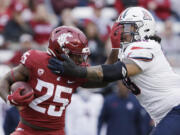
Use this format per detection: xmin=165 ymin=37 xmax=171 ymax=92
xmin=29 ymin=79 xmax=72 ymax=117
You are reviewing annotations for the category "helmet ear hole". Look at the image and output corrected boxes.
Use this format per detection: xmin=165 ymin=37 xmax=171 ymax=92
xmin=144 ymin=29 xmax=150 ymax=32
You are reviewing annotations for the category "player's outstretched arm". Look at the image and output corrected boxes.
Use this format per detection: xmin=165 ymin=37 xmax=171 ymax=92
xmin=48 ymin=54 xmax=128 ymax=83
xmin=79 ymin=49 xmax=121 ymax=88
xmin=85 ymin=59 xmax=142 ymax=82
xmin=0 ymin=64 xmax=29 ymax=102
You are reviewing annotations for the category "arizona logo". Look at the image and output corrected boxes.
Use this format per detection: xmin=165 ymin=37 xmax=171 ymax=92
xmin=142 ymin=11 xmax=152 ymax=20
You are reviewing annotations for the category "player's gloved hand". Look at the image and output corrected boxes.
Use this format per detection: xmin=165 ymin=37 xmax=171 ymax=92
xmin=7 ymin=87 xmax=34 ymax=106
xmin=110 ymin=22 xmax=122 ymax=49
xmin=48 ymin=54 xmax=87 ymax=78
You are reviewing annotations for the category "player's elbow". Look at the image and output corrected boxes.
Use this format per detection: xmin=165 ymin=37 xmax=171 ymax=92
xmin=126 ymin=63 xmax=142 ymax=76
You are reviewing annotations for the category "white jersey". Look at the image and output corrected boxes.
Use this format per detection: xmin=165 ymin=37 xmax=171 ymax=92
xmin=119 ymin=40 xmax=180 ymax=125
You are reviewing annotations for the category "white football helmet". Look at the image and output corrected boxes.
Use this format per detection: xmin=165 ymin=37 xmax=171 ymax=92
xmin=117 ymin=6 xmax=156 ymax=44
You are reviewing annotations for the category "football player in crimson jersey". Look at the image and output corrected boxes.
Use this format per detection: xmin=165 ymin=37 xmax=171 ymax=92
xmin=0 ymin=26 xmax=108 ymax=135
xmin=48 ymin=7 xmax=180 ymax=135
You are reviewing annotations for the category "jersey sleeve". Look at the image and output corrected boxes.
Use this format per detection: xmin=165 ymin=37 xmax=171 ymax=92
xmin=20 ymin=50 xmax=36 ymax=70
xmin=124 ymin=45 xmax=154 ymax=71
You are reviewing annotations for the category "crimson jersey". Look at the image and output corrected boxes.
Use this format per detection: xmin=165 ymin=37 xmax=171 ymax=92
xmin=19 ymin=50 xmax=86 ymax=130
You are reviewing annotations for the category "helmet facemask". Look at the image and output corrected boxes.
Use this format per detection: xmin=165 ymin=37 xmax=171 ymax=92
xmin=69 ymin=47 xmax=90 ymax=65
xmin=119 ymin=21 xmax=142 ymax=49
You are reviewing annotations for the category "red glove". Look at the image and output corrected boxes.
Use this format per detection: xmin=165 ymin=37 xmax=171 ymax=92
xmin=8 ymin=87 xmax=34 ymax=106
xmin=110 ymin=22 xmax=122 ymax=49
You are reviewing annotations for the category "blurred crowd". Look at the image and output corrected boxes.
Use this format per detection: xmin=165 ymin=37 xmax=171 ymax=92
xmin=0 ymin=0 xmax=180 ymax=135
xmin=0 ymin=0 xmax=179 ymax=67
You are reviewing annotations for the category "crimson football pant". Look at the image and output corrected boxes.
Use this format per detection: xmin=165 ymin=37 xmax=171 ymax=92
xmin=11 ymin=122 xmax=65 ymax=135
xmin=150 ymin=104 xmax=180 ymax=135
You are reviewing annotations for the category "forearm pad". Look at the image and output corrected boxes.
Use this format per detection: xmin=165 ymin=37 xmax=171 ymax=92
xmin=102 ymin=61 xmax=127 ymax=82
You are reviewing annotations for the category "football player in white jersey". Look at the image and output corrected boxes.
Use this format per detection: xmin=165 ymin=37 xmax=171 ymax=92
xmin=48 ymin=7 xmax=180 ymax=135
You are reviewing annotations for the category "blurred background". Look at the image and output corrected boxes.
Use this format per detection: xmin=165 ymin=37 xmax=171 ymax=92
xmin=0 ymin=0 xmax=180 ymax=135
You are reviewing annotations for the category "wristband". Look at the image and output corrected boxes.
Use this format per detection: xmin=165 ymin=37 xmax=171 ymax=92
xmin=102 ymin=61 xmax=127 ymax=82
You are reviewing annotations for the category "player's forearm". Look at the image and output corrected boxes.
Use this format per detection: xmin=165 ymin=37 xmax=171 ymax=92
xmin=48 ymin=54 xmax=127 ymax=82
xmin=105 ymin=49 xmax=119 ymax=64
xmin=0 ymin=77 xmax=11 ymax=102
xmin=86 ymin=66 xmax=103 ymax=82
xmin=0 ymin=70 xmax=19 ymax=102
xmin=86 ymin=61 xmax=127 ymax=82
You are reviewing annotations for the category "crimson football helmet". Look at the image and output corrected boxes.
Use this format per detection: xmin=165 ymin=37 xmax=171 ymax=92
xmin=48 ymin=26 xmax=90 ymax=63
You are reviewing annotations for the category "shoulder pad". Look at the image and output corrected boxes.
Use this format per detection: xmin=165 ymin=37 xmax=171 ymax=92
xmin=128 ymin=41 xmax=153 ymax=49
xmin=126 ymin=48 xmax=154 ymax=62
xmin=20 ymin=50 xmax=40 ymax=66
xmin=127 ymin=40 xmax=160 ymax=51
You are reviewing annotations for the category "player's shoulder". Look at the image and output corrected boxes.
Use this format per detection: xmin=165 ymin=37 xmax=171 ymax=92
xmin=25 ymin=49 xmax=49 ymax=59
xmin=125 ymin=40 xmax=160 ymax=52
xmin=123 ymin=40 xmax=160 ymax=62
xmin=26 ymin=49 xmax=47 ymax=56
xmin=21 ymin=49 xmax=49 ymax=66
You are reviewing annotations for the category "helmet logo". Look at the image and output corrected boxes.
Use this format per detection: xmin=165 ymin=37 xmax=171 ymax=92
xmin=57 ymin=33 xmax=73 ymax=47
xmin=142 ymin=11 xmax=152 ymax=20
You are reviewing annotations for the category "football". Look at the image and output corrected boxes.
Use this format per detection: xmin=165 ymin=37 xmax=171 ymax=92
xmin=10 ymin=81 xmax=33 ymax=95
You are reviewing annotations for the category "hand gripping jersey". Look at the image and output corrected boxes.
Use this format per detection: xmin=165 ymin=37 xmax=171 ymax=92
xmin=119 ymin=40 xmax=180 ymax=125
xmin=20 ymin=50 xmax=86 ymax=130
